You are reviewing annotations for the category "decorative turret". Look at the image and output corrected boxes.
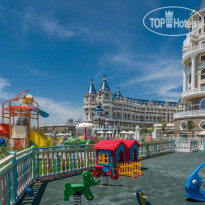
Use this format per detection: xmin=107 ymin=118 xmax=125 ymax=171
xmin=117 ymin=87 xmax=122 ymax=97
xmin=99 ymin=75 xmax=110 ymax=92
xmin=86 ymin=79 xmax=96 ymax=94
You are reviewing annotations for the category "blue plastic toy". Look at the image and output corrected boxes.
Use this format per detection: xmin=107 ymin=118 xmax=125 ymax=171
xmin=26 ymin=188 xmax=34 ymax=196
xmin=134 ymin=190 xmax=152 ymax=205
xmin=0 ymin=138 xmax=6 ymax=147
xmin=184 ymin=163 xmax=205 ymax=201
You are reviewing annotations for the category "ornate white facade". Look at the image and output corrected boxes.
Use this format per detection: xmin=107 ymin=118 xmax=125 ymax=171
xmin=174 ymin=0 xmax=205 ymax=135
xmin=83 ymin=75 xmax=185 ymax=129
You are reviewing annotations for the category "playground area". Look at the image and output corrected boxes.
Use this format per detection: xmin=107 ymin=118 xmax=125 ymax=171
xmin=17 ymin=151 xmax=205 ymax=205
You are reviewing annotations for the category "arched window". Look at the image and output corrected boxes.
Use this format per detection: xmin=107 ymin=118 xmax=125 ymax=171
xmin=187 ymin=101 xmax=192 ymax=111
xmin=200 ymin=99 xmax=205 ymax=110
xmin=201 ymin=69 xmax=205 ymax=80
xmin=189 ymin=74 xmax=191 ymax=84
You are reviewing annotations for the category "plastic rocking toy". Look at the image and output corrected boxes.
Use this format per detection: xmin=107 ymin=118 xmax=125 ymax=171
xmin=184 ymin=163 xmax=205 ymax=201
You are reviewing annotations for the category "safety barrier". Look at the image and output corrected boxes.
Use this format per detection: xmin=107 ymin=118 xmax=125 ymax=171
xmin=116 ymin=161 xmax=142 ymax=177
xmin=175 ymin=139 xmax=198 ymax=153
xmin=0 ymin=141 xmax=175 ymax=204
xmin=138 ymin=140 xmax=174 ymax=159
xmin=0 ymin=145 xmax=96 ymax=205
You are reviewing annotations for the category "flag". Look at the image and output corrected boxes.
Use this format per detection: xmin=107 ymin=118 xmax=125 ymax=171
xmin=99 ymin=91 xmax=104 ymax=94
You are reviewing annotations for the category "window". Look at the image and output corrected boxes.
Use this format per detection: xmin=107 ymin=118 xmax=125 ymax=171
xmin=201 ymin=69 xmax=205 ymax=79
xmin=199 ymin=29 xmax=202 ymax=34
xmin=200 ymin=99 xmax=205 ymax=109
xmin=201 ymin=55 xmax=205 ymax=62
xmin=189 ymin=74 xmax=191 ymax=84
xmin=200 ymin=121 xmax=205 ymax=129
xmin=180 ymin=122 xmax=187 ymax=130
xmin=201 ymin=83 xmax=205 ymax=88
xmin=199 ymin=16 xmax=202 ymax=22
xmin=99 ymin=153 xmax=108 ymax=164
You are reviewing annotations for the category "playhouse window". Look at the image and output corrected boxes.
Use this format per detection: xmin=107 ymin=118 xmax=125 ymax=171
xmin=99 ymin=153 xmax=108 ymax=164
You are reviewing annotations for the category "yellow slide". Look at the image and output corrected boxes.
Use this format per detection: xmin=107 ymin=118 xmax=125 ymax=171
xmin=30 ymin=129 xmax=54 ymax=147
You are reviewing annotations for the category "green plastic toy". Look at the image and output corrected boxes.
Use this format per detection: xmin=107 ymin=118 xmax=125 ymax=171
xmin=64 ymin=171 xmax=101 ymax=202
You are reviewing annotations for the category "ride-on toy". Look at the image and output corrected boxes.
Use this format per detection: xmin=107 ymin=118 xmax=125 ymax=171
xmin=184 ymin=163 xmax=205 ymax=201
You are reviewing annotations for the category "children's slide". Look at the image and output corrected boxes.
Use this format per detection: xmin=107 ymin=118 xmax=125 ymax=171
xmin=31 ymin=107 xmax=49 ymax=118
xmin=30 ymin=130 xmax=53 ymax=147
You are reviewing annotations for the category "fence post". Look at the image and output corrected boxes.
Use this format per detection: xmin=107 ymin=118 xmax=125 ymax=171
xmin=31 ymin=146 xmax=36 ymax=183
xmin=173 ymin=140 xmax=175 ymax=152
xmin=86 ymin=145 xmax=90 ymax=170
xmin=10 ymin=151 xmax=18 ymax=204
xmin=146 ymin=143 xmax=149 ymax=158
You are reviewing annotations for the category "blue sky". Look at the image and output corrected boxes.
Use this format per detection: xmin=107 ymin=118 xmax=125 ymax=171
xmin=0 ymin=0 xmax=200 ymax=124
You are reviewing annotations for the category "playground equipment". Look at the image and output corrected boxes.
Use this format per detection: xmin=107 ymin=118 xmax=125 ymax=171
xmin=64 ymin=171 xmax=101 ymax=204
xmin=30 ymin=130 xmax=53 ymax=147
xmin=92 ymin=139 xmax=141 ymax=184
xmin=1 ymin=89 xmax=49 ymax=148
xmin=133 ymin=190 xmax=152 ymax=205
xmin=116 ymin=161 xmax=142 ymax=178
xmin=0 ymin=138 xmax=6 ymax=147
xmin=184 ymin=163 xmax=205 ymax=201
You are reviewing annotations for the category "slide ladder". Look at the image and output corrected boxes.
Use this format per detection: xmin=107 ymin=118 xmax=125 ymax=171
xmin=30 ymin=130 xmax=53 ymax=147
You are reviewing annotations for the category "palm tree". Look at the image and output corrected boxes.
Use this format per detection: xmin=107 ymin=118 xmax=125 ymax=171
xmin=161 ymin=121 xmax=167 ymax=137
xmin=187 ymin=119 xmax=195 ymax=138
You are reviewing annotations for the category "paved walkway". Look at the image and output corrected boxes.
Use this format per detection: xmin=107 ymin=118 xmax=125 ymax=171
xmin=18 ymin=151 xmax=205 ymax=205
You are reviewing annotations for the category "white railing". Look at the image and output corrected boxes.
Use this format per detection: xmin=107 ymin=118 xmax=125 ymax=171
xmin=182 ymin=87 xmax=205 ymax=98
xmin=183 ymin=43 xmax=205 ymax=59
xmin=174 ymin=110 xmax=205 ymax=119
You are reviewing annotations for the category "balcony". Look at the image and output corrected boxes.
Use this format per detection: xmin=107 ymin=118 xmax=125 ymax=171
xmin=174 ymin=110 xmax=205 ymax=119
xmin=183 ymin=43 xmax=205 ymax=60
xmin=181 ymin=87 xmax=205 ymax=101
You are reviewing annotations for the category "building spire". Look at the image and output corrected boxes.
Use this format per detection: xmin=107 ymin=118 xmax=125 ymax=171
xmin=117 ymin=87 xmax=122 ymax=97
xmin=99 ymin=75 xmax=110 ymax=92
xmin=86 ymin=79 xmax=96 ymax=94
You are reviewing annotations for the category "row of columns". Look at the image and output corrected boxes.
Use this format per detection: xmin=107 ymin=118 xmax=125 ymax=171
xmin=183 ymin=55 xmax=195 ymax=92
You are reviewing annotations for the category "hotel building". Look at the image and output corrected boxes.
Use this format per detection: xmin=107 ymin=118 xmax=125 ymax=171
xmin=83 ymin=75 xmax=185 ymax=129
xmin=174 ymin=0 xmax=205 ymax=135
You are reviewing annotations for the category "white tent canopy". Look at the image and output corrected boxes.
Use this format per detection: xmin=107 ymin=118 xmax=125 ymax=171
xmin=76 ymin=122 xmax=95 ymax=128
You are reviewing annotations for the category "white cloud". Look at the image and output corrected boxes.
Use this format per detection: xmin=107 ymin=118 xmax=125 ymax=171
xmin=36 ymin=97 xmax=82 ymax=125
xmin=104 ymin=52 xmax=183 ymax=101
xmin=23 ymin=8 xmax=79 ymax=40
xmin=0 ymin=76 xmax=12 ymax=99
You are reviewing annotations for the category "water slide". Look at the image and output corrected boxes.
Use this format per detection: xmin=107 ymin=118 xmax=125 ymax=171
xmin=31 ymin=107 xmax=49 ymax=118
xmin=30 ymin=130 xmax=53 ymax=147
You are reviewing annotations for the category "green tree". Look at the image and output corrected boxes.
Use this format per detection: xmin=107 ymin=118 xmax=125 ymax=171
xmin=67 ymin=118 xmax=74 ymax=132
xmin=187 ymin=119 xmax=195 ymax=138
xmin=16 ymin=117 xmax=21 ymax=125
xmin=22 ymin=117 xmax=28 ymax=126
xmin=161 ymin=121 xmax=167 ymax=137
xmin=140 ymin=126 xmax=148 ymax=138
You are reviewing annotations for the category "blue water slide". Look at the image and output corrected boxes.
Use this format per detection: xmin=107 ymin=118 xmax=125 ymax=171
xmin=31 ymin=107 xmax=49 ymax=118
